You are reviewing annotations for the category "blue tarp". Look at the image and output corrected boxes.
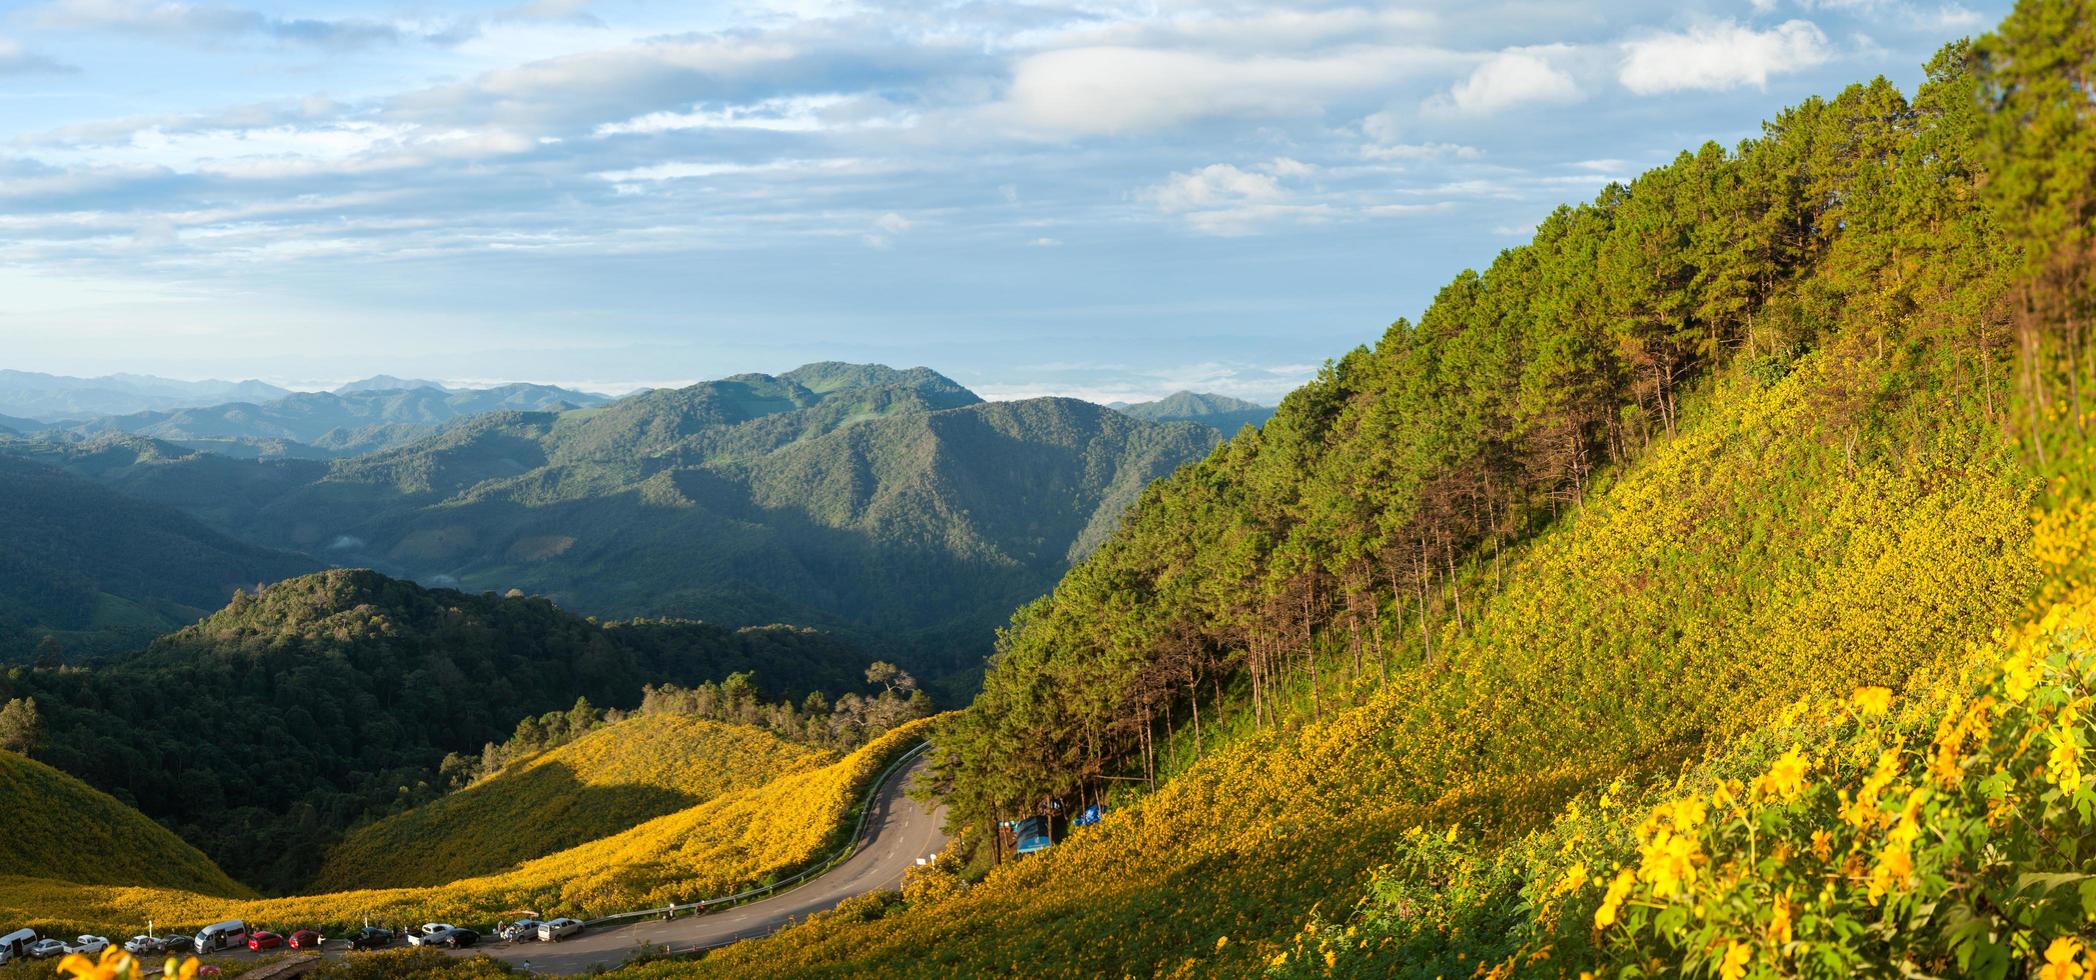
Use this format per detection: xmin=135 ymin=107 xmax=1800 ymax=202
xmin=1073 ymin=804 xmax=1107 ymax=827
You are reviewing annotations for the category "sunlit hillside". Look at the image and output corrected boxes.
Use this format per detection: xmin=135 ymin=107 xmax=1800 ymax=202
xmin=0 ymin=750 xmax=251 ymax=900
xmin=654 ymin=340 xmax=2034 ymax=977
xmin=0 ymin=719 xmax=932 ymax=938
xmin=309 ymin=714 xmax=832 ymax=891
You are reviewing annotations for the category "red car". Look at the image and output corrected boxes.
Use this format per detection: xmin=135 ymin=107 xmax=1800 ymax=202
xmin=247 ymin=931 xmax=283 ymax=951
xmin=287 ymin=931 xmax=322 ymax=949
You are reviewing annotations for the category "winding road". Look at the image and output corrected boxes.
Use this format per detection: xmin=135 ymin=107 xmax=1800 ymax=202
xmin=459 ymin=752 xmax=948 ymax=975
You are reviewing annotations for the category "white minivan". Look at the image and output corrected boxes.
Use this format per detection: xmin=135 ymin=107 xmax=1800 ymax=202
xmin=193 ymin=920 xmax=248 ymax=954
xmin=537 ymin=918 xmax=583 ymax=942
xmin=0 ymin=928 xmax=38 ymax=965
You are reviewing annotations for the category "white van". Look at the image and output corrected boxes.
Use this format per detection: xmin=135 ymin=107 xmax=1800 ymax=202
xmin=193 ymin=920 xmax=248 ymax=954
xmin=537 ymin=918 xmax=583 ymax=942
xmin=0 ymin=928 xmax=38 ymax=965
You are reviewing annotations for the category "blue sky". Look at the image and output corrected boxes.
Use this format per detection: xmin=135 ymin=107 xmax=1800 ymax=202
xmin=0 ymin=0 xmax=2008 ymax=402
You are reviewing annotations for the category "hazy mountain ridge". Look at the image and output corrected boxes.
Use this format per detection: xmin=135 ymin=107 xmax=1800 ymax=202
xmin=1110 ymin=390 xmax=1275 ymax=433
xmin=49 ymin=382 xmax=611 ymax=457
xmin=0 ymin=370 xmax=294 ymax=421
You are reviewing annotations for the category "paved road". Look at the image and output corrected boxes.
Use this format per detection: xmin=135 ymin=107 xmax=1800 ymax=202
xmin=463 ymin=753 xmax=948 ymax=975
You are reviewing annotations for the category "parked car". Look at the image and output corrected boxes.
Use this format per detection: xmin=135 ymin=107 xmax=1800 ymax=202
xmin=26 ymin=938 xmax=70 ymax=959
xmin=193 ymin=920 xmax=248 ymax=954
xmin=498 ymin=919 xmax=544 ymax=942
xmin=406 ymin=923 xmax=458 ymax=947
xmin=247 ymin=931 xmax=283 ymax=951
xmin=421 ymin=927 xmax=477 ymax=949
xmin=402 ymin=921 xmax=452 ymax=946
xmin=287 ymin=930 xmax=322 ymax=949
xmin=537 ymin=918 xmax=583 ymax=943
xmin=122 ymin=935 xmax=177 ymax=955
xmin=66 ymin=936 xmax=111 ymax=955
xmin=344 ymin=927 xmax=393 ymax=950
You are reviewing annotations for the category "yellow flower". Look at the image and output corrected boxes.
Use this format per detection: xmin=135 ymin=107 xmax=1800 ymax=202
xmin=1639 ymin=828 xmax=1701 ymax=898
xmin=1768 ymin=890 xmax=1793 ymax=946
xmin=58 ymin=948 xmax=138 ymax=980
xmin=2040 ymin=937 xmax=2085 ymax=980
xmin=1719 ymin=940 xmax=1752 ymax=980
xmin=1594 ymin=868 xmax=1636 ymax=929
xmin=1270 ymin=951 xmax=1289 ymax=967
xmin=1215 ymin=935 xmax=1228 ymax=951
xmin=1851 ymin=686 xmax=1894 ymax=716
xmin=2048 ymin=714 xmax=2083 ymax=794
xmin=1810 ymin=829 xmax=1833 ymax=861
xmin=1754 ymin=745 xmax=1811 ymax=802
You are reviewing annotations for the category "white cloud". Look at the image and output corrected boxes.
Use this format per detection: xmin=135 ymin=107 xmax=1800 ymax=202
xmin=873 ymin=212 xmax=912 ymax=234
xmin=593 ymin=94 xmax=912 ymax=137
xmin=1360 ymin=142 xmax=1481 ymax=161
xmin=1619 ymin=20 xmax=1832 ymax=95
xmin=1433 ymin=48 xmax=1582 ymax=116
xmin=1145 ymin=163 xmax=1286 ymax=213
xmin=1141 ymin=160 xmax=1349 ymax=236
xmin=998 ymin=44 xmax=1461 ymax=136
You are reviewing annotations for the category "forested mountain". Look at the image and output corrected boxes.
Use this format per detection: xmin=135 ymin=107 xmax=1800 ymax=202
xmin=0 ymin=568 xmax=880 ymax=891
xmin=0 ymin=454 xmax=319 ymax=661
xmin=1111 ymin=391 xmax=1275 ymax=433
xmin=0 ymin=365 xmax=1218 ymax=689
xmin=0 ymin=370 xmax=292 ymax=420
xmin=677 ymin=9 xmax=2096 ymax=976
xmin=53 ymin=382 xmax=610 ymax=457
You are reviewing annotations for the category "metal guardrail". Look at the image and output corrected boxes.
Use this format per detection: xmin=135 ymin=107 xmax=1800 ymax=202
xmin=580 ymin=739 xmax=932 ymax=930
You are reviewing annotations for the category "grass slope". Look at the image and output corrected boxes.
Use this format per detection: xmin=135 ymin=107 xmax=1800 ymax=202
xmin=0 ymin=719 xmax=932 ymax=937
xmin=649 ymin=346 xmax=2036 ymax=976
xmin=0 ymin=750 xmax=250 ymax=898
xmin=310 ymin=714 xmax=830 ymax=891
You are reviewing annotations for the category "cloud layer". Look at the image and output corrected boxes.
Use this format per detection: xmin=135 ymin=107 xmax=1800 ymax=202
xmin=0 ymin=0 xmax=2006 ymax=399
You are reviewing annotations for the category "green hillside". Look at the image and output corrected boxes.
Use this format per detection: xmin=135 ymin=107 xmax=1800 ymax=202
xmin=0 ymin=454 xmax=319 ymax=661
xmin=0 ymin=749 xmax=250 ymax=898
xmin=310 ymin=713 xmax=830 ymax=891
xmin=635 ymin=11 xmax=2091 ymax=976
xmin=0 ymin=568 xmax=876 ymax=894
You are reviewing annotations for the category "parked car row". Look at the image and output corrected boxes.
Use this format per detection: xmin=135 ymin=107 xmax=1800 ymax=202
xmin=1 ymin=914 xmax=578 ymax=963
xmin=0 ymin=930 xmax=111 ymax=963
xmin=490 ymin=916 xmax=584 ymax=943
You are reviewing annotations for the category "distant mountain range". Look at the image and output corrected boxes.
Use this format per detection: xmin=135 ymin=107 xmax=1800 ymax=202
xmin=54 ymin=382 xmax=611 ymax=458
xmin=1110 ymin=391 xmax=1275 ymax=433
xmin=0 ymin=370 xmax=295 ymax=421
xmin=0 ymin=363 xmax=1223 ymax=690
